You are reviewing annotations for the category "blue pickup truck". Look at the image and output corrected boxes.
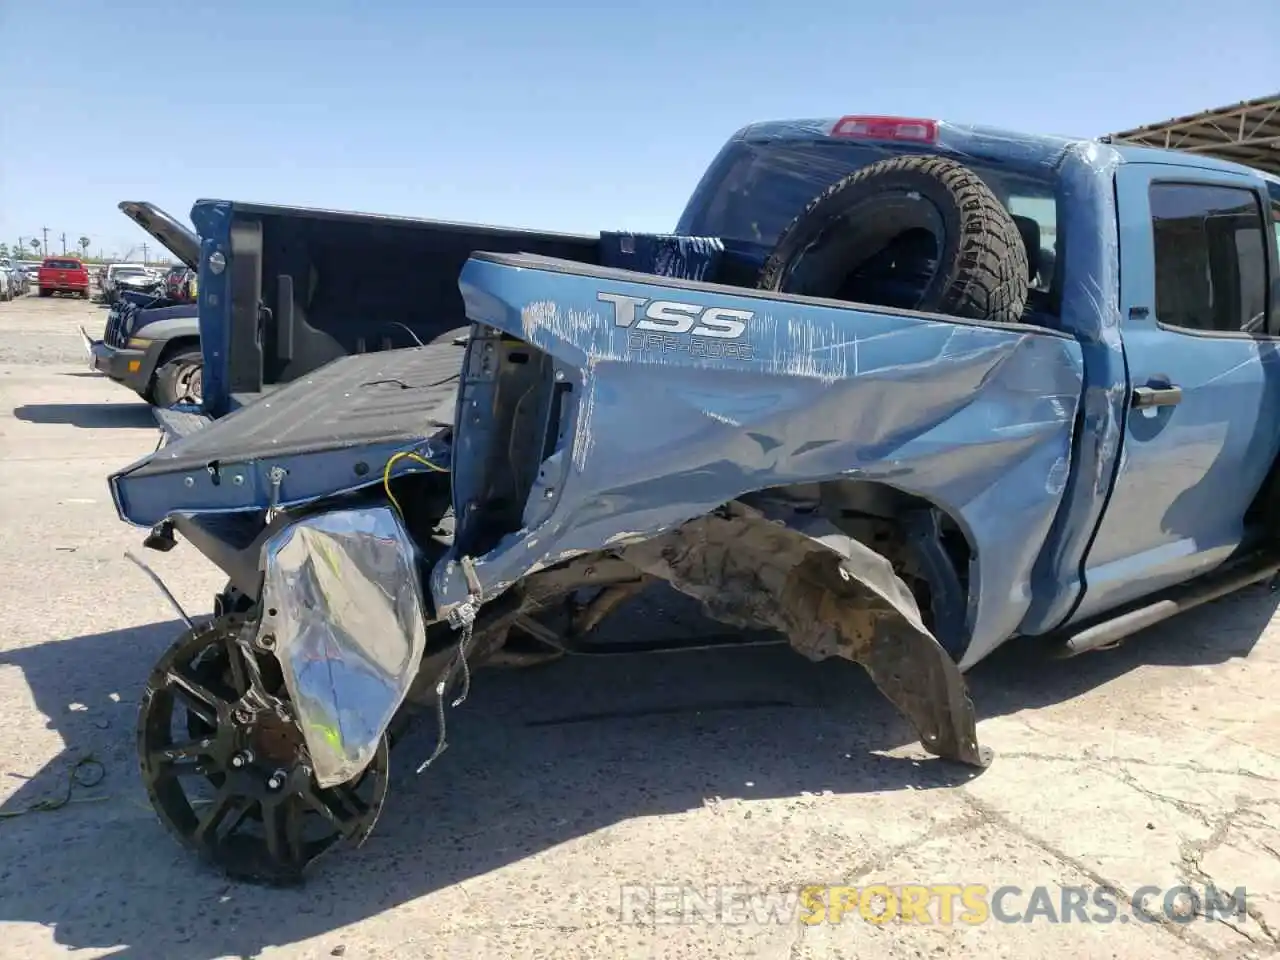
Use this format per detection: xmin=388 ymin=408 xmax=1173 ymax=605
xmin=108 ymin=115 xmax=1280 ymax=884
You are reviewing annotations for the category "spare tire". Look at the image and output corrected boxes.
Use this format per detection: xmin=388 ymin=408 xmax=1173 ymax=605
xmin=757 ymin=155 xmax=1030 ymax=325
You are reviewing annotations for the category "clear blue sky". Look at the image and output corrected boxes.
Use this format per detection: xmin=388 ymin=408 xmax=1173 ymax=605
xmin=1 ymin=0 xmax=1276 ymax=260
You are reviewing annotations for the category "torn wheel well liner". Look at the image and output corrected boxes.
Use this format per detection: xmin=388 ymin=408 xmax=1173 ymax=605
xmin=509 ymin=494 xmax=990 ymax=768
xmin=756 ymin=479 xmax=977 ymax=658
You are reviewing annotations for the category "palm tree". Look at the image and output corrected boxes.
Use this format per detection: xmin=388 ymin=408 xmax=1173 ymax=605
xmin=29 ymin=239 xmax=40 ymax=254
xmin=79 ymin=236 xmax=90 ymax=256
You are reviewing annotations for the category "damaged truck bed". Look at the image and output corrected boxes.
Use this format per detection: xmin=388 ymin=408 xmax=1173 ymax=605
xmin=105 ymin=115 xmax=1280 ymax=884
xmin=429 ymin=252 xmax=1087 ymax=770
xmin=112 ymin=345 xmax=460 ymax=528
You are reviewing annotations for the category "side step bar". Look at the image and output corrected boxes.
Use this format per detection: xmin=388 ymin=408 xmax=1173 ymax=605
xmin=1056 ymin=550 xmax=1280 ymax=656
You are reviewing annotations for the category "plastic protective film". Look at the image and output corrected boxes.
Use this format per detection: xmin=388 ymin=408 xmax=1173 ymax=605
xmin=259 ymin=507 xmax=427 ymax=788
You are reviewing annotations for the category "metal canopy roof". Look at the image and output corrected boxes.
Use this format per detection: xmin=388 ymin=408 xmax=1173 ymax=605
xmin=1104 ymin=94 xmax=1280 ymax=176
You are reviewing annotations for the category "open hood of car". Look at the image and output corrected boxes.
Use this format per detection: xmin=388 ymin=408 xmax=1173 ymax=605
xmin=117 ymin=201 xmax=200 ymax=269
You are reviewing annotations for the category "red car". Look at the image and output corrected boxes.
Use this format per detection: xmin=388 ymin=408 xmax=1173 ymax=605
xmin=162 ymin=265 xmax=197 ymax=303
xmin=38 ymin=257 xmax=91 ymax=298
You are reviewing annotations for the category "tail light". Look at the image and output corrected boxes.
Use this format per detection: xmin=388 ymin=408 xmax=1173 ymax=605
xmin=830 ymin=115 xmax=938 ymax=144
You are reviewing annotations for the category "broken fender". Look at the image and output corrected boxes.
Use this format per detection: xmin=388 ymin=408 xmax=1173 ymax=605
xmin=433 ymin=253 xmax=1085 ymax=669
xmin=616 ymin=499 xmax=991 ymax=767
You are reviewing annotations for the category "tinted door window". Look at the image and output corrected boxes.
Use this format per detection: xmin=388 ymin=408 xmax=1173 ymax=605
xmin=1149 ymin=182 xmax=1268 ymax=334
xmin=1270 ymin=181 xmax=1280 ymax=249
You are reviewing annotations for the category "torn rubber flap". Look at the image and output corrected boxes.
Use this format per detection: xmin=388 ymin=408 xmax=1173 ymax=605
xmin=618 ymin=498 xmax=992 ymax=768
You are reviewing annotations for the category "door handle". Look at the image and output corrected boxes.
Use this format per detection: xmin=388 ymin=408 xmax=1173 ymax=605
xmin=1131 ymin=385 xmax=1182 ymax=409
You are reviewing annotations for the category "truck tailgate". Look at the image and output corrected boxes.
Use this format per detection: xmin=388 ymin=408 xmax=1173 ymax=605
xmin=112 ymin=342 xmax=460 ymax=527
xmin=190 ymin=199 xmax=602 ymax=417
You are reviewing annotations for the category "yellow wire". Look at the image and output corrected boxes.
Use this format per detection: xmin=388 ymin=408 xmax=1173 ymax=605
xmin=382 ymin=449 xmax=449 ymax=517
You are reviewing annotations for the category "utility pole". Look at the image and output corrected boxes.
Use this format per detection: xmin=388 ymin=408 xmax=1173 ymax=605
xmin=60 ymin=233 xmax=67 ymax=255
xmin=141 ymin=242 xmax=149 ymax=265
xmin=41 ymin=227 xmax=49 ymax=257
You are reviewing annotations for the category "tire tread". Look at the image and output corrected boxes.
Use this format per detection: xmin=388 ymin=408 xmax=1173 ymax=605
xmin=757 ymin=154 xmax=1030 ymax=325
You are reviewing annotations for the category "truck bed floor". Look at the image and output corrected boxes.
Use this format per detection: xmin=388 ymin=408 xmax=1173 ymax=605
xmin=134 ymin=343 xmax=461 ymax=478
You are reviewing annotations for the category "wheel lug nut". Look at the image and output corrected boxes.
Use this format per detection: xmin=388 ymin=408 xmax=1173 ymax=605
xmin=230 ymin=750 xmax=253 ymax=769
xmin=266 ymin=770 xmax=286 ymax=790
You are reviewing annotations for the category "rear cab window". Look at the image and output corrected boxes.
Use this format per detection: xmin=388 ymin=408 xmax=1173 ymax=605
xmin=43 ymin=259 xmax=83 ymax=270
xmin=675 ymin=131 xmax=1064 ymax=321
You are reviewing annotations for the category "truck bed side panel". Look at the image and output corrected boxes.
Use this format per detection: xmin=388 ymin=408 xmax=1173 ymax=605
xmin=434 ymin=254 xmax=1085 ymax=666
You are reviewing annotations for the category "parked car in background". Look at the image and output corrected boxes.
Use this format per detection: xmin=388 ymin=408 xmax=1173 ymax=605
xmin=23 ymin=263 xmax=40 ymax=283
xmin=0 ymin=258 xmax=26 ymax=298
xmin=38 ymin=257 xmax=91 ymax=298
xmin=101 ymin=262 xmax=153 ymax=304
xmin=82 ymin=201 xmax=202 ymax=407
xmin=116 ymin=266 xmax=165 ymax=299
xmin=163 ymin=265 xmax=197 ymax=302
xmin=0 ymin=266 xmax=12 ymax=302
xmin=161 ymin=265 xmax=184 ymax=300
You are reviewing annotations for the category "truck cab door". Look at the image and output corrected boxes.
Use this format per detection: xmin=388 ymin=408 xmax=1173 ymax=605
xmin=1071 ymin=163 xmax=1280 ymax=624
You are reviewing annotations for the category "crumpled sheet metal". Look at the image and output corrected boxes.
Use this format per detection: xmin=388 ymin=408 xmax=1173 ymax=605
xmin=259 ymin=506 xmax=427 ymax=788
xmin=618 ymin=499 xmax=989 ymax=767
xmin=663 ymin=119 xmax=1131 ymax=646
xmin=1016 ymin=140 xmax=1127 ymax=640
xmin=441 ymin=253 xmax=1084 ymax=668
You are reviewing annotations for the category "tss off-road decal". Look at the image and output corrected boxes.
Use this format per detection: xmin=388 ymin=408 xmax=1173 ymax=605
xmin=597 ymin=292 xmax=755 ymax=361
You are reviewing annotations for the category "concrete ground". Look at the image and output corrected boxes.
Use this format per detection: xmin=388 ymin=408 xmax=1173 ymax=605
xmin=0 ymin=293 xmax=1278 ymax=960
